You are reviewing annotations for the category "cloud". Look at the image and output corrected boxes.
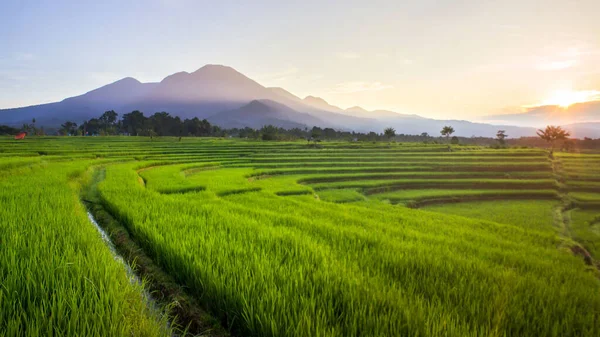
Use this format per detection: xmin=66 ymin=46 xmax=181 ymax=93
xmin=329 ymin=81 xmax=394 ymax=94
xmin=536 ymin=59 xmax=577 ymax=71
xmin=337 ymin=52 xmax=360 ymax=60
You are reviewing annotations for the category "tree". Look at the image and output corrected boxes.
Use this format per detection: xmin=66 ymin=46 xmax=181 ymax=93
xmin=99 ymin=110 xmax=118 ymax=134
xmin=0 ymin=125 xmax=20 ymax=135
xmin=81 ymin=118 xmax=102 ymax=135
xmin=61 ymin=121 xmax=78 ymax=136
xmin=496 ymin=130 xmax=508 ymax=146
xmin=384 ymin=127 xmax=396 ymax=141
xmin=536 ymin=125 xmax=570 ymax=152
xmin=420 ymin=132 xmax=429 ymax=137
xmin=441 ymin=126 xmax=455 ymax=141
xmin=310 ymin=126 xmax=322 ymax=143
xmin=122 ymin=110 xmax=147 ymax=136
xmin=261 ymin=125 xmax=278 ymax=141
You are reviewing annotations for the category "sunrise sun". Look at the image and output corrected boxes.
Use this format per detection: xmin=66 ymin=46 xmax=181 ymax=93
xmin=539 ymin=90 xmax=600 ymax=108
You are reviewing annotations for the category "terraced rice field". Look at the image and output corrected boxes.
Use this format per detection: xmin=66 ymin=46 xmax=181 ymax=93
xmin=1 ymin=136 xmax=600 ymax=336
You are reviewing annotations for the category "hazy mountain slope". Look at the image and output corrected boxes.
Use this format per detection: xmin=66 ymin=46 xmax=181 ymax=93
xmin=562 ymin=122 xmax=600 ymax=138
xmin=63 ymin=77 xmax=157 ymax=106
xmin=379 ymin=118 xmax=537 ymax=138
xmin=207 ymin=99 xmax=323 ymax=129
xmin=303 ymin=96 xmax=345 ymax=113
xmin=267 ymin=87 xmax=304 ymax=103
xmin=0 ymin=77 xmax=157 ymax=125
xmin=484 ymin=101 xmax=600 ymax=127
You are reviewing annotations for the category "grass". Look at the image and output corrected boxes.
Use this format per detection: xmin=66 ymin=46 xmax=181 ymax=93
xmin=423 ymin=200 xmax=559 ymax=232
xmin=0 ymin=161 xmax=170 ymax=336
xmin=316 ymin=188 xmax=366 ymax=203
xmin=569 ymin=209 xmax=600 ymax=259
xmin=1 ymin=136 xmax=599 ymax=336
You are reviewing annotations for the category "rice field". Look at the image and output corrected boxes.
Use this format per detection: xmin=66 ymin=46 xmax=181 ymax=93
xmin=1 ymin=136 xmax=600 ymax=336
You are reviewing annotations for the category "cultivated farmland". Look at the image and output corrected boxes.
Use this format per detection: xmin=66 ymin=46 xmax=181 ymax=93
xmin=1 ymin=136 xmax=600 ymax=336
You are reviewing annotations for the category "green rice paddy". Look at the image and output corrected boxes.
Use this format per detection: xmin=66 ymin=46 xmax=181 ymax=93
xmin=1 ymin=136 xmax=599 ymax=336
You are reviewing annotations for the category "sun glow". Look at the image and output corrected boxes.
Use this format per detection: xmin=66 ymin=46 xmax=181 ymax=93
xmin=536 ymin=90 xmax=600 ymax=108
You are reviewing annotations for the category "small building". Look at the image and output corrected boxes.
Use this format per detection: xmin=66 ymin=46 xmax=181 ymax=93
xmin=14 ymin=131 xmax=27 ymax=140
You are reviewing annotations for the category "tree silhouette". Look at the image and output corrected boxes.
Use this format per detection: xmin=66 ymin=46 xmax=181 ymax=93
xmin=536 ymin=125 xmax=570 ymax=152
xmin=99 ymin=110 xmax=118 ymax=133
xmin=261 ymin=125 xmax=279 ymax=141
xmin=496 ymin=130 xmax=508 ymax=146
xmin=122 ymin=110 xmax=146 ymax=136
xmin=60 ymin=121 xmax=78 ymax=136
xmin=310 ymin=126 xmax=321 ymax=144
xmin=384 ymin=127 xmax=396 ymax=141
xmin=440 ymin=126 xmax=455 ymax=142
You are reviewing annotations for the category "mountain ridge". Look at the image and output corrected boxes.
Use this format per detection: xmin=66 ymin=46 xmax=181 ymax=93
xmin=1 ymin=64 xmax=598 ymax=137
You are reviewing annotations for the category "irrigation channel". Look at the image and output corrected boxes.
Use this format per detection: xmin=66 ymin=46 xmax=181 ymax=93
xmin=83 ymin=167 xmax=228 ymax=337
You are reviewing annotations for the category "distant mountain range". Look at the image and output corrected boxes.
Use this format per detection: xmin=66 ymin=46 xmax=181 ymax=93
xmin=1 ymin=64 xmax=599 ymax=138
xmin=484 ymin=102 xmax=600 ymax=127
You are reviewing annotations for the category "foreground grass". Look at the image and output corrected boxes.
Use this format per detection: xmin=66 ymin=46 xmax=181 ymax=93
xmin=1 ymin=136 xmax=599 ymax=336
xmin=0 ymin=161 xmax=170 ymax=336
xmin=101 ymin=162 xmax=600 ymax=336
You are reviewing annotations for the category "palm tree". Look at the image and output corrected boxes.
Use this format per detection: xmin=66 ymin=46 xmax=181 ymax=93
xmin=537 ymin=125 xmax=570 ymax=152
xmin=384 ymin=127 xmax=396 ymax=141
xmin=440 ymin=126 xmax=455 ymax=142
xmin=496 ymin=130 xmax=507 ymax=145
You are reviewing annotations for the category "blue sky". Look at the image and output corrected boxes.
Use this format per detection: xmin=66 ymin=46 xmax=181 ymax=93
xmin=2 ymin=0 xmax=600 ymax=119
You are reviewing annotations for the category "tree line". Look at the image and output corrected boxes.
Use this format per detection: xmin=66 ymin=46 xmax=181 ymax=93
xmin=2 ymin=110 xmax=600 ymax=150
xmin=49 ymin=111 xmax=469 ymax=142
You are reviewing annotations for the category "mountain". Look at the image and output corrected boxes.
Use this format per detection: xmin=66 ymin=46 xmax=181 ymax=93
xmin=484 ymin=101 xmax=600 ymax=127
xmin=1 ymin=64 xmax=598 ymax=138
xmin=208 ymin=99 xmax=323 ymax=129
xmin=127 ymin=65 xmax=276 ymax=119
xmin=563 ymin=122 xmax=600 ymax=139
xmin=0 ymin=64 xmax=373 ymax=130
xmin=267 ymin=87 xmax=303 ymax=103
xmin=64 ymin=77 xmax=157 ymax=107
xmin=303 ymin=96 xmax=345 ymax=113
xmin=0 ymin=77 xmax=157 ymax=125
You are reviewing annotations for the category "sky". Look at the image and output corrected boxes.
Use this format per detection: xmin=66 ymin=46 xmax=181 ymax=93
xmin=1 ymin=0 xmax=600 ymax=120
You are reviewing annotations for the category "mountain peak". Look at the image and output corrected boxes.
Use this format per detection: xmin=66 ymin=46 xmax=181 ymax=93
xmin=303 ymin=96 xmax=328 ymax=105
xmin=192 ymin=64 xmax=242 ymax=76
xmin=108 ymin=77 xmax=141 ymax=85
xmin=160 ymin=71 xmax=190 ymax=83
xmin=346 ymin=106 xmax=369 ymax=113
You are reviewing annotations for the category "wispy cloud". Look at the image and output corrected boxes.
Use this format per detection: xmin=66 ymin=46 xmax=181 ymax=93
xmin=329 ymin=81 xmax=393 ymax=94
xmin=337 ymin=52 xmax=361 ymax=60
xmin=536 ymin=59 xmax=577 ymax=71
